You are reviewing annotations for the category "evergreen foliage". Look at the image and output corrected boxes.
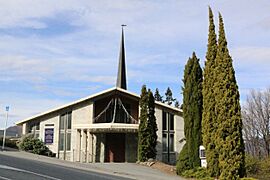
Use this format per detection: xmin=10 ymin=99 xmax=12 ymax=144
xmin=202 ymin=7 xmax=219 ymax=177
xmin=138 ymin=85 xmax=149 ymax=161
xmin=147 ymin=89 xmax=158 ymax=159
xmin=154 ymin=88 xmax=163 ymax=102
xmin=164 ymin=87 xmax=175 ymax=105
xmin=214 ymin=13 xmax=245 ymax=179
xmin=18 ymin=134 xmax=52 ymax=156
xmin=174 ymin=100 xmax=180 ymax=108
xmin=177 ymin=143 xmax=191 ymax=174
xmin=177 ymin=52 xmax=203 ymax=174
xmin=138 ymin=85 xmax=158 ymax=161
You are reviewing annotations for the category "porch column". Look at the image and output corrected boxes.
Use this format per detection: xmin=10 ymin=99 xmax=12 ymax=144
xmin=86 ymin=130 xmax=91 ymax=163
xmin=76 ymin=129 xmax=81 ymax=162
xmin=81 ymin=129 xmax=87 ymax=162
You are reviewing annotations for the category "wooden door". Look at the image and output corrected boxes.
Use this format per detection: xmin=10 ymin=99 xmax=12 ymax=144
xmin=106 ymin=133 xmax=125 ymax=162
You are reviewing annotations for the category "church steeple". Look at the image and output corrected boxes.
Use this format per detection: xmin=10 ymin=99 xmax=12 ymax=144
xmin=116 ymin=25 xmax=127 ymax=90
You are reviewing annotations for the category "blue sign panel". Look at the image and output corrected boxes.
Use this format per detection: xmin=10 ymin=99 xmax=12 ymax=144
xmin=45 ymin=128 xmax=54 ymax=144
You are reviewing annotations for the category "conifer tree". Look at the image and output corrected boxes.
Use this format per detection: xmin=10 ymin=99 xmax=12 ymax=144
xmin=202 ymin=7 xmax=219 ymax=177
xmin=174 ymin=100 xmax=180 ymax=108
xmin=154 ymin=88 xmax=163 ymax=102
xmin=177 ymin=52 xmax=203 ymax=174
xmin=164 ymin=87 xmax=175 ymax=105
xmin=146 ymin=89 xmax=158 ymax=159
xmin=138 ymin=86 xmax=158 ymax=161
xmin=214 ymin=13 xmax=245 ymax=179
xmin=138 ymin=85 xmax=149 ymax=161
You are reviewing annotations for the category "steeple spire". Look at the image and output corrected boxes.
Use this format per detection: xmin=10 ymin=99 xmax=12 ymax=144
xmin=116 ymin=25 xmax=127 ymax=90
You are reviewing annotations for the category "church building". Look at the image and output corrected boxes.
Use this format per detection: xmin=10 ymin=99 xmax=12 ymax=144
xmin=16 ymin=28 xmax=184 ymax=164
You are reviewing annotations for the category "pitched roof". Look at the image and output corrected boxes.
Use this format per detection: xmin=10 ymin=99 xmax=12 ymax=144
xmin=16 ymin=87 xmax=182 ymax=125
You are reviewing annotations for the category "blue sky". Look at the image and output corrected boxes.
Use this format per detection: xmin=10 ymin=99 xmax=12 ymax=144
xmin=0 ymin=0 xmax=270 ymax=128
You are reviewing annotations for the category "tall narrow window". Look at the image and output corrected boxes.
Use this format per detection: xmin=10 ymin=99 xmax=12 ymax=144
xmin=162 ymin=111 xmax=175 ymax=162
xmin=59 ymin=112 xmax=72 ymax=153
xmin=29 ymin=122 xmax=40 ymax=138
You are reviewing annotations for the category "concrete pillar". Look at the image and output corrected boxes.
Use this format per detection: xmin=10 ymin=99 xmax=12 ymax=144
xmin=100 ymin=134 xmax=105 ymax=163
xmin=81 ymin=130 xmax=86 ymax=162
xmin=76 ymin=130 xmax=81 ymax=162
xmin=92 ymin=134 xmax=96 ymax=162
xmin=22 ymin=123 xmax=27 ymax=135
xmin=86 ymin=130 xmax=91 ymax=163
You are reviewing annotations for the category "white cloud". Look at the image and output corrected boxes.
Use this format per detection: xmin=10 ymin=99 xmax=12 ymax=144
xmin=0 ymin=93 xmax=68 ymax=128
xmin=0 ymin=0 xmax=269 ymax=128
xmin=231 ymin=47 xmax=270 ymax=64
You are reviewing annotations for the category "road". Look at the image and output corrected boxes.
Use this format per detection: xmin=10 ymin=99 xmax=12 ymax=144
xmin=0 ymin=153 xmax=130 ymax=180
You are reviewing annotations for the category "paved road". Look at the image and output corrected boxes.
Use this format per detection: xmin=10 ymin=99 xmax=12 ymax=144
xmin=0 ymin=153 xmax=130 ymax=180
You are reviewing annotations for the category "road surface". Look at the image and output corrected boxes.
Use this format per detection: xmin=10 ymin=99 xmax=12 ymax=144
xmin=0 ymin=153 xmax=130 ymax=180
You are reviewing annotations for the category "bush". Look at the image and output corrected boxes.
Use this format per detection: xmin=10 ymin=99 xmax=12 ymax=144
xmin=176 ymin=144 xmax=192 ymax=175
xmin=245 ymin=154 xmax=260 ymax=175
xmin=181 ymin=167 xmax=213 ymax=180
xmin=18 ymin=134 xmax=52 ymax=156
xmin=244 ymin=154 xmax=270 ymax=180
xmin=258 ymin=157 xmax=270 ymax=180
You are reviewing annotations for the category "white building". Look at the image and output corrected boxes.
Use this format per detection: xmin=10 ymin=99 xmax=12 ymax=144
xmin=16 ymin=28 xmax=184 ymax=164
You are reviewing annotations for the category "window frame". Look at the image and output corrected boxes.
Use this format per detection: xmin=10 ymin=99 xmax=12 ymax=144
xmin=59 ymin=112 xmax=72 ymax=152
xmin=162 ymin=111 xmax=175 ymax=162
xmin=29 ymin=122 xmax=40 ymax=139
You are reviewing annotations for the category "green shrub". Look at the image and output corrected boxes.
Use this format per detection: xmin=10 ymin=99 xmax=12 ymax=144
xmin=240 ymin=178 xmax=258 ymax=180
xmin=18 ymin=134 xmax=52 ymax=156
xmin=181 ymin=167 xmax=213 ymax=180
xmin=258 ymin=157 xmax=270 ymax=180
xmin=244 ymin=154 xmax=270 ymax=180
xmin=245 ymin=154 xmax=260 ymax=175
xmin=176 ymin=144 xmax=192 ymax=175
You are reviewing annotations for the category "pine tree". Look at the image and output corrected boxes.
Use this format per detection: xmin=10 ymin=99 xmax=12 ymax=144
xmin=202 ymin=7 xmax=219 ymax=177
xmin=146 ymin=89 xmax=158 ymax=159
xmin=164 ymin=87 xmax=175 ymax=105
xmin=174 ymin=100 xmax=180 ymax=108
xmin=138 ymin=85 xmax=149 ymax=161
xmin=154 ymin=88 xmax=163 ymax=102
xmin=176 ymin=52 xmax=203 ymax=174
xmin=214 ymin=13 xmax=245 ymax=179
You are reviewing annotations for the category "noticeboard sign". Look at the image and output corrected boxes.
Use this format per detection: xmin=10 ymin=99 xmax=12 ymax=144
xmin=45 ymin=128 xmax=54 ymax=144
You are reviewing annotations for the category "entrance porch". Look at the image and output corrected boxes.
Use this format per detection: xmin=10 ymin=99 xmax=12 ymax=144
xmin=74 ymin=129 xmax=138 ymax=163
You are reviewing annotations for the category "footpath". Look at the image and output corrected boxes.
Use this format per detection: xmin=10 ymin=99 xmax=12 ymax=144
xmin=0 ymin=149 xmax=184 ymax=180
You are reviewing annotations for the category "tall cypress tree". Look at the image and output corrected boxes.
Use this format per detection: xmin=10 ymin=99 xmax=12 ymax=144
xmin=202 ymin=7 xmax=219 ymax=177
xmin=214 ymin=13 xmax=245 ymax=179
xmin=177 ymin=52 xmax=203 ymax=174
xmin=147 ymin=89 xmax=158 ymax=159
xmin=138 ymin=85 xmax=149 ymax=161
xmin=138 ymin=86 xmax=158 ymax=161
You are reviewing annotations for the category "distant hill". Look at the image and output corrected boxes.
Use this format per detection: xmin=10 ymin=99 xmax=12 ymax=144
xmin=0 ymin=125 xmax=22 ymax=138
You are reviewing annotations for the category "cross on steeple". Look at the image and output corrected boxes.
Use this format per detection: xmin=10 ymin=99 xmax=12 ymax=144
xmin=116 ymin=25 xmax=127 ymax=90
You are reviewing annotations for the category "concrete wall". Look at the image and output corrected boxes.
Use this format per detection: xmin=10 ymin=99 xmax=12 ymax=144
xmin=71 ymin=101 xmax=93 ymax=162
xmin=154 ymin=105 xmax=185 ymax=164
xmin=39 ymin=115 xmax=59 ymax=155
xmin=174 ymin=114 xmax=185 ymax=159
xmin=155 ymin=107 xmax=163 ymax=162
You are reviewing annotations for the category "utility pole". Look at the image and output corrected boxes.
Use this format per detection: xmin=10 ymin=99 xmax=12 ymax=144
xmin=2 ymin=106 xmax=9 ymax=151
